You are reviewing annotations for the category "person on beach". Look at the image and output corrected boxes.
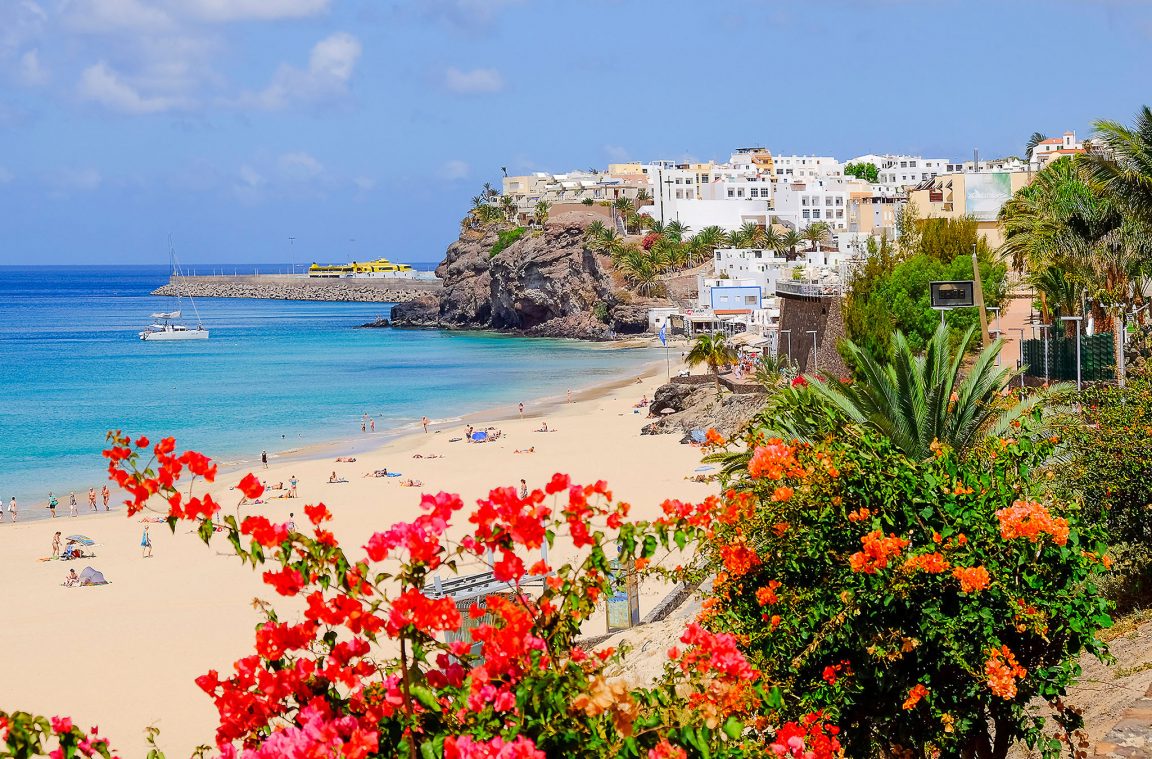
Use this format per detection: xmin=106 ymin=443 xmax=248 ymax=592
xmin=287 ymin=513 xmax=296 ymax=532
xmin=64 ymin=568 xmax=79 ymax=587
xmin=567 ymin=389 xmax=573 ymax=404
xmin=88 ymin=487 xmax=97 ymax=512
xmin=422 ymin=416 xmax=429 ymax=433
xmin=519 ymin=479 xmax=528 ymax=499
xmin=52 ymin=531 xmax=61 ymax=558
xmin=69 ymin=491 xmax=77 ymax=517
xmin=261 ymin=450 xmax=268 ymax=469
xmin=101 ymin=485 xmax=110 ymax=510
xmin=141 ymin=525 xmax=153 ymax=558
xmin=289 ymin=476 xmax=298 ymax=498
xmin=518 ymin=403 xmax=524 ymax=418
xmin=8 ymin=496 xmax=16 ymax=522
xmin=47 ymin=492 xmax=58 ymax=518
xmin=361 ymin=421 xmax=366 ymax=433
xmin=370 ymin=418 xmax=375 ymax=432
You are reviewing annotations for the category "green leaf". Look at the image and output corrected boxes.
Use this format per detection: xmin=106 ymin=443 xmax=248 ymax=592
xmin=722 ymin=716 xmax=743 ymax=741
xmin=674 ymin=529 xmax=688 ymax=551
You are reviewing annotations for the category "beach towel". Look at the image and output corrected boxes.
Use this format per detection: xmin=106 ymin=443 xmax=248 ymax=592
xmin=386 ymin=472 xmax=402 ymax=478
xmin=689 ymin=429 xmax=707 ymax=444
xmin=471 ymin=431 xmax=488 ymax=442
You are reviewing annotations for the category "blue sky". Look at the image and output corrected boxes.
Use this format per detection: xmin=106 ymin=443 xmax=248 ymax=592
xmin=1 ymin=0 xmax=1151 ymax=265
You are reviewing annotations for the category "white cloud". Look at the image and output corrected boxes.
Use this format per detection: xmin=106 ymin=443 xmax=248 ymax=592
xmin=603 ymin=144 xmax=630 ymax=162
xmin=18 ymin=49 xmax=49 ymax=85
xmin=173 ymin=0 xmax=330 ymax=22
xmin=50 ymin=166 xmax=102 ymax=192
xmin=420 ymin=0 xmax=526 ymax=32
xmin=59 ymin=0 xmax=174 ymax=33
xmin=0 ymin=1 xmax=47 ymax=58
xmin=78 ymin=61 xmax=190 ymax=114
xmin=237 ymin=32 xmax=361 ymax=110
xmin=278 ymin=151 xmax=324 ymax=180
xmin=442 ymin=66 xmax=504 ymax=94
xmin=439 ymin=160 xmax=470 ymax=181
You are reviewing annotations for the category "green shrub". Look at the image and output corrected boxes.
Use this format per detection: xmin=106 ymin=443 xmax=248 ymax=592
xmin=489 ymin=226 xmax=527 ymax=258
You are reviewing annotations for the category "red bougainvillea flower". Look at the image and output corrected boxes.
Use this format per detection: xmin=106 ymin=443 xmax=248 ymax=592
xmin=262 ymin=567 xmax=305 ymax=596
xmin=756 ymin=580 xmax=781 ymax=606
xmin=237 ymin=473 xmax=264 ymax=500
xmin=444 ymin=735 xmax=545 ymax=759
xmin=848 ymin=530 xmax=910 ymax=573
xmin=718 ymin=535 xmax=760 ymax=577
xmin=648 ymin=740 xmax=688 ymax=759
xmin=953 ymin=565 xmax=991 ymax=593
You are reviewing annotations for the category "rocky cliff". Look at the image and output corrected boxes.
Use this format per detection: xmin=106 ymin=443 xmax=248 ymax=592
xmin=391 ymin=209 xmax=662 ymax=339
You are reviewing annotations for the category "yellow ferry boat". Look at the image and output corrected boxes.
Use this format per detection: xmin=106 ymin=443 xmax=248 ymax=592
xmin=308 ymin=257 xmax=415 ymax=278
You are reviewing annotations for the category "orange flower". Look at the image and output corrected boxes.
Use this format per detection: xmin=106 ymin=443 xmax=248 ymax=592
xmin=634 ymin=557 xmax=650 ymax=570
xmin=848 ymin=530 xmax=910 ymax=574
xmin=904 ymin=552 xmax=950 ymax=574
xmin=952 ymin=565 xmax=990 ymax=593
xmin=772 ymin=486 xmax=794 ymax=503
xmin=985 ymin=646 xmax=1026 ymax=699
xmin=847 ymin=507 xmax=871 ymax=522
xmin=902 ymin=684 xmax=929 ymax=710
xmin=747 ymin=439 xmax=804 ymax=481
xmin=704 ymin=428 xmax=727 ymax=447
xmin=756 ymin=580 xmax=781 ymax=606
xmin=719 ymin=537 xmax=760 ymax=577
xmin=996 ymin=500 xmax=1069 ymax=546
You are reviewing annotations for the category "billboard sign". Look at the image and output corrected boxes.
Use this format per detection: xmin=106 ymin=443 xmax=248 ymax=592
xmin=965 ymin=173 xmax=1012 ymax=221
xmin=930 ymin=281 xmax=975 ymax=309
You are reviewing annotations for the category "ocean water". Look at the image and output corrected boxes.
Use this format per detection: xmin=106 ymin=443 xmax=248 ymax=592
xmin=0 ymin=265 xmax=657 ymax=512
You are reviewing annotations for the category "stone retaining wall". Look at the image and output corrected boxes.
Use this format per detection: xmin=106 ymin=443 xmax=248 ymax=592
xmin=152 ymin=275 xmax=443 ymax=303
xmin=1095 ymin=682 xmax=1152 ymax=758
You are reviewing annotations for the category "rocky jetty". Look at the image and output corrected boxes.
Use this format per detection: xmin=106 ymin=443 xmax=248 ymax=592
xmin=151 ymin=275 xmax=440 ymax=304
xmin=391 ymin=209 xmax=667 ymax=340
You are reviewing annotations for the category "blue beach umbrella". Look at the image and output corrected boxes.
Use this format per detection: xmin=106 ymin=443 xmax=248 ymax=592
xmin=66 ymin=535 xmax=95 ymax=546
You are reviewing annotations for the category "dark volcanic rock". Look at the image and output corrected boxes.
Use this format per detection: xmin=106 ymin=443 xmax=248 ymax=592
xmin=649 ymin=382 xmax=701 ymax=415
xmin=390 ymin=210 xmax=670 ymax=339
xmin=355 ymin=317 xmax=390 ymax=328
xmin=642 ymin=383 xmax=767 ymax=438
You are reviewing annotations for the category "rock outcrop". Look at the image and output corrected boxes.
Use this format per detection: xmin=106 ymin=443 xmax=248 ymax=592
xmin=641 ymin=382 xmax=766 ymax=438
xmin=391 ymin=209 xmax=665 ymax=339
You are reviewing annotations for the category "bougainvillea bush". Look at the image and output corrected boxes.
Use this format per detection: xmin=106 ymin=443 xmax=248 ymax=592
xmin=1 ymin=432 xmax=841 ymax=759
xmin=697 ymin=424 xmax=1112 ymax=759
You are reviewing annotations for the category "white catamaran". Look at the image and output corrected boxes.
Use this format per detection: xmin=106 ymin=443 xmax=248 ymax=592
xmin=140 ymin=242 xmax=209 ymax=341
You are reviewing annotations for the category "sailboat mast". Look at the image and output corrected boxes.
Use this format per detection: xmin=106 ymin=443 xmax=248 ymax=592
xmin=170 ymin=237 xmax=204 ymax=329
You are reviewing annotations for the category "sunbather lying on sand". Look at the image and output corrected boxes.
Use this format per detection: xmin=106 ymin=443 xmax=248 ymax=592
xmin=399 ymin=479 xmax=423 ymax=487
xmin=335 ymin=457 xmax=357 ymax=463
xmin=363 ymin=469 xmax=390 ymax=478
xmin=514 ymin=447 xmax=535 ymax=454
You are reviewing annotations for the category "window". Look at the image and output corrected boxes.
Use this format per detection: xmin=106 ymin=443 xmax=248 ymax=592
xmin=801 ymin=197 xmax=809 ymax=206
xmin=900 ymin=161 xmax=907 ymax=168
xmin=836 ymin=209 xmax=844 ymax=218
xmin=727 ymin=189 xmax=735 ymax=198
xmin=737 ymin=189 xmax=745 ymax=197
xmin=835 ymin=196 xmax=843 ymax=206
xmin=825 ymin=197 xmax=833 ymax=206
xmin=745 ymin=295 xmax=757 ymax=305
xmin=750 ymin=188 xmax=758 ymax=198
xmin=910 ymin=160 xmax=917 ymax=168
xmin=812 ymin=209 xmax=821 ymax=218
xmin=754 ymin=251 xmax=762 ymax=259
xmin=802 ymin=209 xmax=810 ymax=219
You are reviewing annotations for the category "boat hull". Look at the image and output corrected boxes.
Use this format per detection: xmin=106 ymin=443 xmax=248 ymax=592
xmin=140 ymin=329 xmax=210 ymax=341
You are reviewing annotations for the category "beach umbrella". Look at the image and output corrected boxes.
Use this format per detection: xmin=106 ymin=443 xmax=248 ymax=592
xmin=66 ymin=535 xmax=95 ymax=546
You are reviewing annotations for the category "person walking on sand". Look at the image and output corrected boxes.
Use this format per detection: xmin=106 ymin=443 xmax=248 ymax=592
xmin=421 ymin=416 xmax=429 ymax=433
xmin=69 ymin=491 xmax=77 ymax=517
xmin=8 ymin=496 xmax=16 ymax=522
xmin=101 ymin=485 xmax=110 ymax=511
xmin=567 ymin=389 xmax=573 ymax=404
xmin=47 ymin=492 xmax=58 ymax=518
xmin=52 ymin=531 xmax=61 ymax=558
xmin=518 ymin=403 xmax=524 ymax=418
xmin=370 ymin=418 xmax=375 ymax=432
xmin=519 ymin=479 xmax=528 ymax=499
xmin=287 ymin=513 xmax=296 ymax=532
xmin=261 ymin=450 xmax=269 ymax=469
xmin=88 ymin=487 xmax=97 ymax=512
xmin=141 ymin=525 xmax=153 ymax=558
xmin=289 ymin=475 xmax=298 ymax=498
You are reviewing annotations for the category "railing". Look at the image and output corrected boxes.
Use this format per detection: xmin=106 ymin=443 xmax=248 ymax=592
xmin=775 ymin=280 xmax=843 ymax=298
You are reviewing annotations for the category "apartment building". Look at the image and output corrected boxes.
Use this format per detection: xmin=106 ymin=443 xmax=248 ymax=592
xmin=906 ymin=169 xmax=1034 ymax=247
xmin=846 ymin=153 xmax=952 ymax=194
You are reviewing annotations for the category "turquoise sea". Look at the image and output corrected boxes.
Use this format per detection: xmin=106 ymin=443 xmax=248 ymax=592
xmin=0 ymin=265 xmax=657 ymax=513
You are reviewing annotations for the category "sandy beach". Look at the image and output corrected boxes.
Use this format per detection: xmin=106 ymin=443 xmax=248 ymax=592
xmin=0 ymin=356 xmax=716 ymax=757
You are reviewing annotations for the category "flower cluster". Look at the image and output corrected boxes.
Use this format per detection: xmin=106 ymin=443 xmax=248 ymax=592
xmin=0 ymin=711 xmax=115 ymax=759
xmin=995 ymin=500 xmax=1070 ymax=546
xmin=769 ymin=713 xmax=842 ymax=759
xmin=903 ymin=552 xmax=950 ymax=574
xmin=902 ymin=684 xmax=929 ymax=711
xmin=848 ymin=530 xmax=910 ymax=574
xmin=985 ymin=646 xmax=1027 ymax=699
xmin=747 ymin=439 xmax=805 ymax=481
xmin=952 ymin=565 xmax=991 ymax=593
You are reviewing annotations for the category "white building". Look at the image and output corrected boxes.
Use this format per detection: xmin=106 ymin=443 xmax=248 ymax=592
xmin=771 ymin=155 xmax=843 ymax=180
xmin=846 ymin=154 xmax=952 ymax=194
xmin=647 ymin=161 xmax=773 ymax=230
xmin=1030 ymin=131 xmax=1085 ymax=170
xmin=769 ymin=176 xmax=872 ymax=240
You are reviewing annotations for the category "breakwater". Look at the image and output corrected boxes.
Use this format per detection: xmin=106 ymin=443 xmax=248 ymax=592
xmin=152 ymin=274 xmax=443 ymax=303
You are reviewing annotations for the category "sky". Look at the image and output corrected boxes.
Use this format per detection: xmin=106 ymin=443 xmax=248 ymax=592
xmin=1 ymin=0 xmax=1151 ymax=266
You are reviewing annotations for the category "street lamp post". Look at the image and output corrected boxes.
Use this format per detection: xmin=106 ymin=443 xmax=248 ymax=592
xmin=807 ymin=330 xmax=818 ymax=372
xmin=987 ymin=306 xmax=1001 ymax=335
xmin=990 ymin=328 xmax=1002 ymax=366
xmin=1010 ymin=328 xmax=1025 ymax=387
xmin=1061 ymin=316 xmax=1083 ymax=392
xmin=780 ymin=329 xmax=792 ymax=369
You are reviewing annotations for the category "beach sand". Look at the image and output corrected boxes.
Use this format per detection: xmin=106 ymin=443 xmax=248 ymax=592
xmin=0 ymin=358 xmax=718 ymax=756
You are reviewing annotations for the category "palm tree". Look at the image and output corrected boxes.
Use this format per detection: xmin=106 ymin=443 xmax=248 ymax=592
xmin=585 ymin=220 xmax=608 ymax=242
xmin=636 ymin=189 xmax=652 ymax=205
xmin=791 ymin=324 xmax=1063 ymax=460
xmin=781 ymin=230 xmax=803 ymax=260
xmin=761 ymin=225 xmax=785 ymax=257
xmin=686 ymin=332 xmax=739 ymax=395
xmin=614 ymin=246 xmax=665 ymax=297
xmin=1083 ymin=106 xmax=1152 ymax=231
xmin=664 ymin=220 xmax=691 ymax=242
xmin=648 ymin=220 xmax=666 ymax=236
xmin=500 ymin=195 xmax=517 ymax=222
xmin=613 ymin=197 xmax=636 ymax=217
xmin=1024 ymin=132 xmax=1049 ymax=162
xmin=801 ymin=222 xmax=831 ymax=252
xmin=533 ymin=201 xmax=550 ymax=227
xmin=739 ymin=221 xmax=765 ymax=248
xmin=725 ymin=229 xmax=749 ymax=248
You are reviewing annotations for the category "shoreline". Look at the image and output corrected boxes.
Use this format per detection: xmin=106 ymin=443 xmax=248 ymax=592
xmin=0 ymin=342 xmax=676 ymax=527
